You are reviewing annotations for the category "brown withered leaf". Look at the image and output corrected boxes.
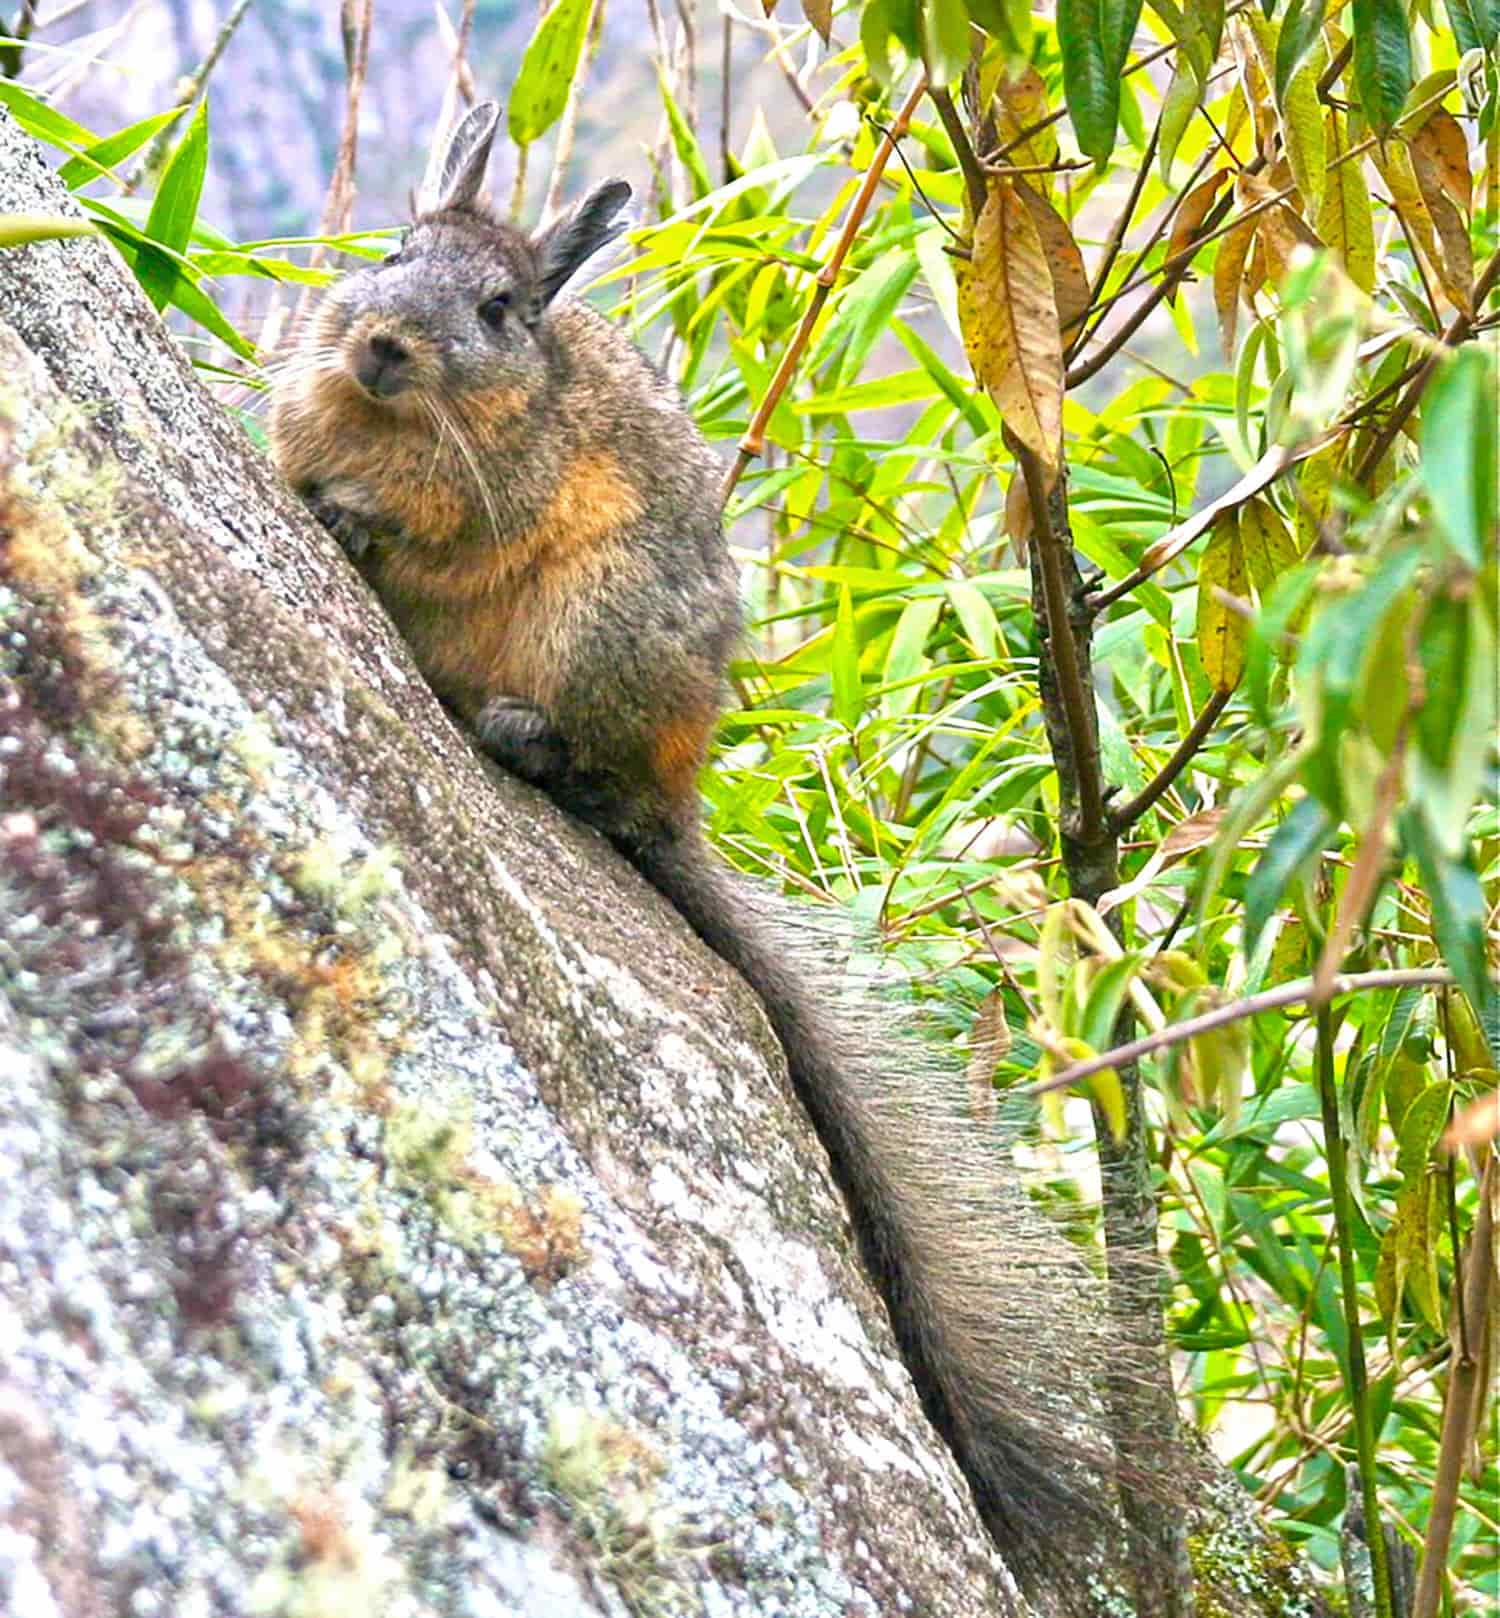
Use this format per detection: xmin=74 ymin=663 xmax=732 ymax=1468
xmin=799 ymin=0 xmax=831 ymax=43
xmin=1214 ymin=214 xmax=1256 ymax=355
xmin=957 ymin=178 xmax=1064 ymax=482
xmin=1239 ymin=167 xmax=1322 ymax=285
xmin=1410 ymin=107 xmax=1471 ymax=218
xmin=1003 ymin=467 xmax=1033 ymax=558
xmin=1168 ymin=168 xmax=1231 ymax=307
xmin=1159 ymin=806 xmax=1230 ymax=864
xmin=1015 ymin=183 xmax=1090 ymax=345
xmin=966 ymin=990 xmax=1010 ymax=1123
xmin=1442 ymin=1090 xmax=1499 ymax=1150
xmin=1410 ymin=121 xmax=1474 ymax=312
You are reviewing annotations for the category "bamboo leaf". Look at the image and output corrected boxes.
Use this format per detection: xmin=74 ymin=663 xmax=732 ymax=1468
xmin=57 ymin=106 xmax=186 ymax=191
xmin=1403 ymin=810 xmax=1492 ymax=1024
xmin=509 ymin=0 xmax=595 ymax=147
xmin=138 ymin=98 xmax=210 ymax=311
xmin=831 ymin=584 xmax=864 ymax=730
xmin=0 ymin=214 xmax=97 ymax=248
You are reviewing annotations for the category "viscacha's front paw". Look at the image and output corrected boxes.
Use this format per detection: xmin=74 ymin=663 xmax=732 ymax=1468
xmin=474 ymin=697 xmax=572 ymax=786
xmin=303 ymin=491 xmax=383 ymax=561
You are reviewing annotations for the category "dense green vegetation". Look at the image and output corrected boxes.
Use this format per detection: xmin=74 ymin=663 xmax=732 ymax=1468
xmin=3 ymin=1 xmax=1496 ymax=1609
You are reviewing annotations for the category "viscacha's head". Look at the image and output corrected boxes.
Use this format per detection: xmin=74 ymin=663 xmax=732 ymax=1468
xmin=291 ymin=102 xmax=631 ymax=418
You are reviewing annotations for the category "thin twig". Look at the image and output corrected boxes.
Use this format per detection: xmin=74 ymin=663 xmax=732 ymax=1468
xmin=1353 ymin=247 xmax=1500 ymax=484
xmin=285 ymin=0 xmax=372 ymax=346
xmin=1318 ymin=1004 xmax=1397 ymax=1618
xmin=122 ymin=0 xmax=253 ymax=192
xmin=1110 ymin=687 xmax=1233 ymax=831
xmin=719 ymin=76 xmax=927 ymax=507
xmin=1037 ymin=968 xmax=1457 ymax=1093
xmin=1415 ymin=1155 xmax=1497 ymax=1616
xmin=929 ymin=84 xmax=987 ymax=220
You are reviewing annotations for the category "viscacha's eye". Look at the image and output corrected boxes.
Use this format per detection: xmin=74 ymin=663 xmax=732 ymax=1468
xmin=478 ymin=290 xmax=511 ymax=331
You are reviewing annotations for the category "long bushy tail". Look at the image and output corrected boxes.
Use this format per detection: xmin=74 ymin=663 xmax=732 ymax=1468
xmin=627 ymin=822 xmax=1143 ymax=1607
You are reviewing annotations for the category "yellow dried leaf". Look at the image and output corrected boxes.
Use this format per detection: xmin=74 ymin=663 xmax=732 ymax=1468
xmin=1230 ymin=17 xmax=1278 ymax=157
xmin=1372 ymin=138 xmax=1443 ymax=288
xmin=1015 ymin=183 xmax=1090 ymax=344
xmin=1318 ymin=109 xmax=1376 ymax=294
xmin=1239 ymin=497 xmax=1298 ymax=599
xmin=1196 ymin=511 xmax=1249 ymax=690
xmin=957 ymin=178 xmax=1064 ymax=481
xmin=1293 ymin=436 xmax=1346 ymax=555
xmin=991 ymin=65 xmax=1057 ymax=175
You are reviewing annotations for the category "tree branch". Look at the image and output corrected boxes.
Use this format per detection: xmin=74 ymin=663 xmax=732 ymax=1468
xmin=1353 ymin=247 xmax=1500 ymax=485
xmin=720 ymin=76 xmax=927 ymax=507
xmin=1036 ymin=969 xmax=1457 ymax=1094
xmin=1110 ymin=686 xmax=1233 ymax=832
xmin=928 ymin=84 xmax=987 ymax=221
xmin=1016 ymin=435 xmax=1105 ymax=844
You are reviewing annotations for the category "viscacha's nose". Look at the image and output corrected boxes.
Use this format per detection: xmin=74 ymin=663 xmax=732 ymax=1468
xmin=353 ymin=333 xmax=412 ymax=398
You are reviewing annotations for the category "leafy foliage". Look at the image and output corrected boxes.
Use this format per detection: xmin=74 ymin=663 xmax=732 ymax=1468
xmin=3 ymin=1 xmax=1496 ymax=1608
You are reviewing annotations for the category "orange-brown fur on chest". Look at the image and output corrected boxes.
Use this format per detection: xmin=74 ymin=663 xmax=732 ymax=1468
xmin=367 ymin=449 xmax=649 ymax=720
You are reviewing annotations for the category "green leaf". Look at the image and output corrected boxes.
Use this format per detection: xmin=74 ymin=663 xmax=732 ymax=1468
xmin=831 ymin=585 xmax=864 ymax=730
xmin=0 ymin=214 xmax=96 ymax=248
xmin=1421 ymin=346 xmax=1498 ymax=569
xmin=1351 ymin=0 xmax=1413 ymax=138
xmin=508 ymin=0 xmax=595 ymax=148
xmin=57 ymin=106 xmax=186 ymax=191
xmin=1057 ymin=0 xmax=1146 ymax=166
xmin=1274 ymin=0 xmax=1327 ymax=105
xmin=1245 ymin=797 xmax=1333 ymax=956
xmin=1403 ymin=809 xmax=1494 ymax=1027
xmin=0 ymin=79 xmax=97 ymax=153
xmin=921 ymin=0 xmax=974 ymax=87
xmin=945 ymin=579 xmax=1001 ymax=660
xmin=137 ymin=98 xmax=209 ymax=311
xmin=1444 ymin=0 xmax=1500 ymax=53
xmin=657 ymin=65 xmax=711 ymax=201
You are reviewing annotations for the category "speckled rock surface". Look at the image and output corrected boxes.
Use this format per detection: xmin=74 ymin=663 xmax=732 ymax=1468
xmin=0 ymin=107 xmax=1020 ymax=1618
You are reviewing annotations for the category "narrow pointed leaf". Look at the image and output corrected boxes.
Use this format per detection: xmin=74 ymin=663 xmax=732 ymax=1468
xmin=1351 ymin=0 xmax=1412 ymax=138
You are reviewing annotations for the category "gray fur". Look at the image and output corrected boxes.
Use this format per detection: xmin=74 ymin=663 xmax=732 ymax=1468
xmin=435 ymin=99 xmax=500 ymax=212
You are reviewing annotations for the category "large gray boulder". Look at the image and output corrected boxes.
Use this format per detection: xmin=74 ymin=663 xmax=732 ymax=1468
xmin=0 ymin=105 xmax=1018 ymax=1617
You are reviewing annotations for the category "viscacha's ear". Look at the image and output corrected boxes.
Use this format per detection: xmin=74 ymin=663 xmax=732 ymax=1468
xmin=533 ymin=179 xmax=633 ymax=307
xmin=424 ymin=100 xmax=501 ymax=213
